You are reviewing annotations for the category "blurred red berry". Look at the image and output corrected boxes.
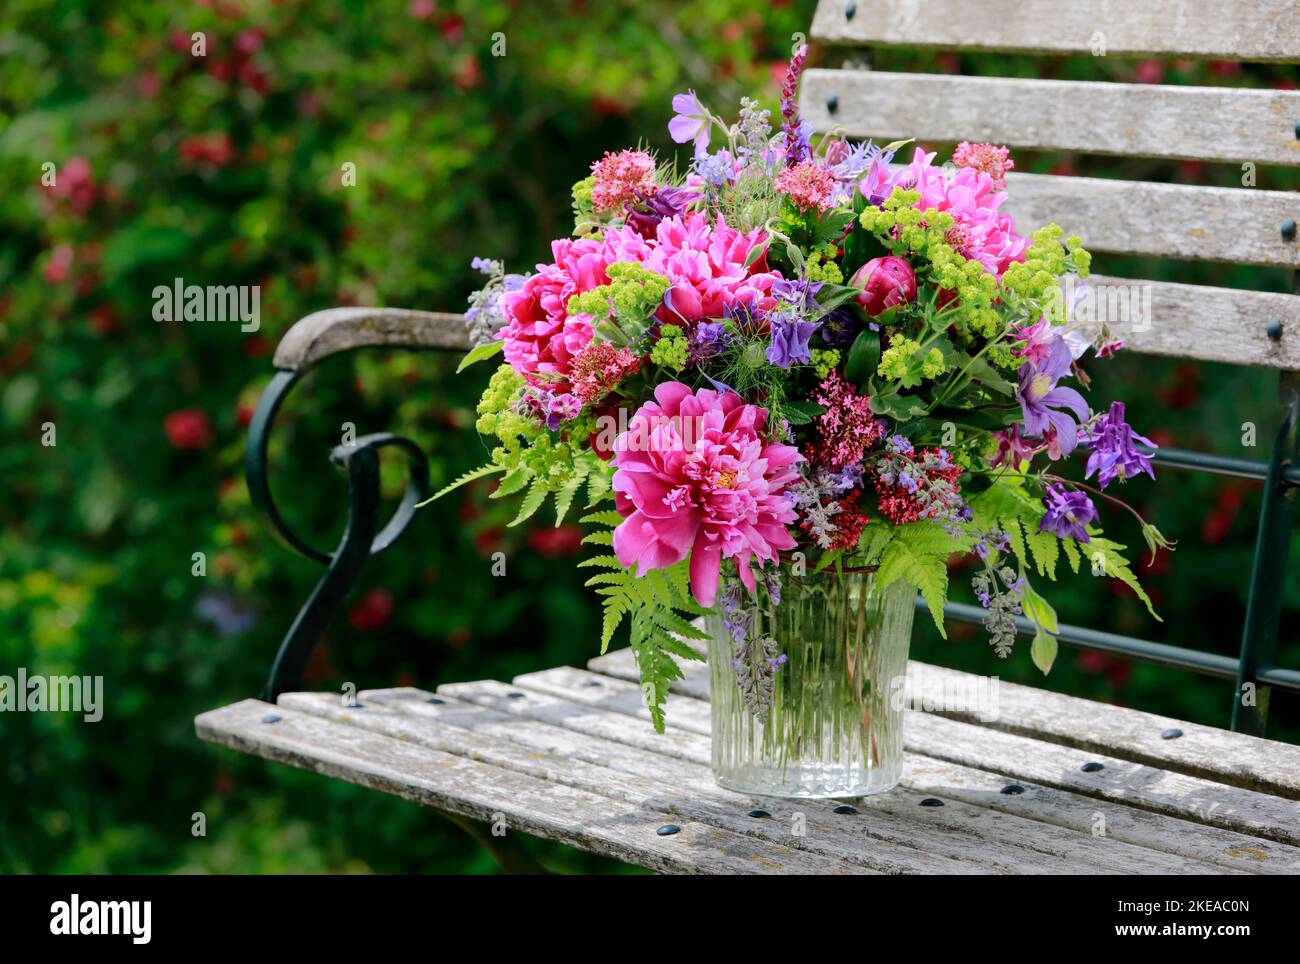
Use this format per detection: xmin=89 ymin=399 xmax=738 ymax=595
xmin=527 ymin=525 xmax=584 ymax=558
xmin=1134 ymin=59 xmax=1164 ymax=84
xmin=43 ymin=243 xmax=74 ymax=283
xmin=347 ymin=588 xmax=394 ymax=631
xmin=164 ymin=409 xmax=213 ymax=450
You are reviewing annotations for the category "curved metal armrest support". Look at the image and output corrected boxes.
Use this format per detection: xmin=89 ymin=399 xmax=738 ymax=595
xmin=273 ymin=307 xmax=470 ymax=372
xmin=247 ymin=306 xmax=468 ymax=699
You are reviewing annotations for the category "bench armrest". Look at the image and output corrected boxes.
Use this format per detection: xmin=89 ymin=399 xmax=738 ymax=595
xmin=273 ymin=307 xmax=471 ymax=372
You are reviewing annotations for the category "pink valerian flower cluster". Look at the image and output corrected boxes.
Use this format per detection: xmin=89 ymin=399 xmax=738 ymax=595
xmin=775 ymin=160 xmax=837 ymax=212
xmin=804 ymin=372 xmax=884 ymax=468
xmin=590 ymin=149 xmax=658 ymax=213
xmin=569 ymin=341 xmax=641 ymax=405
xmin=500 ymin=212 xmax=782 ymax=392
xmin=952 ymin=142 xmax=1015 ymax=191
xmin=611 ymin=383 xmax=801 ymax=607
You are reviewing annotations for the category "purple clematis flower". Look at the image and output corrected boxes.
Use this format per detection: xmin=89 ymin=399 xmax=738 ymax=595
xmin=1082 ymin=401 xmax=1156 ymax=489
xmin=1016 ymin=337 xmax=1090 ymax=459
xmin=668 ymin=90 xmax=710 ymax=153
xmin=1039 ymin=483 xmax=1098 ymax=543
xmin=624 ymin=185 xmax=695 ymax=240
xmin=766 ymin=312 xmax=819 ymax=368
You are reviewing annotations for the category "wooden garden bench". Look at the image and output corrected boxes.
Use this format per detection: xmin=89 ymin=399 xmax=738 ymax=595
xmin=197 ymin=0 xmax=1300 ymax=873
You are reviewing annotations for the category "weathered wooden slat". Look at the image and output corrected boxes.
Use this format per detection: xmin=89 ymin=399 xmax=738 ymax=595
xmin=577 ymin=657 xmax=1300 ymax=873
xmin=273 ymin=308 xmax=469 ymax=371
xmin=998 ymin=172 xmax=1300 ymax=268
xmin=196 ymin=698 xmax=871 ymax=875
xmin=581 ymin=650 xmax=1300 ymax=850
xmin=904 ymin=661 xmax=1300 ymax=799
xmin=1080 ymin=274 xmax=1300 ymax=369
xmin=811 ymin=0 xmax=1300 ymax=62
xmin=430 ymin=681 xmax=1241 ymax=874
xmin=279 ymin=690 xmax=978 ymax=874
xmin=801 ymin=69 xmax=1300 ymax=165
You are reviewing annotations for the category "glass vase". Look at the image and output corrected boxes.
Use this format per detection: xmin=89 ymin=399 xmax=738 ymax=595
xmin=706 ymin=566 xmax=917 ymax=799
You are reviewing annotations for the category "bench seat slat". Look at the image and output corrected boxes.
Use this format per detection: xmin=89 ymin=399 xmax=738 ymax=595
xmin=580 ymin=650 xmax=1300 ymax=849
xmin=810 ymin=0 xmax=1300 ymax=63
xmin=195 ymin=698 xmax=872 ymax=875
xmin=903 ymin=660 xmax=1300 ymax=799
xmin=438 ymin=679 xmax=1294 ymax=874
xmin=279 ymin=690 xmax=982 ymax=874
xmin=801 ymin=69 xmax=1300 ymax=165
xmin=999 ymin=172 xmax=1300 ymax=269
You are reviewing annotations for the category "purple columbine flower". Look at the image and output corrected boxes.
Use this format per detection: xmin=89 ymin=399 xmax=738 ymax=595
xmin=1016 ymin=337 xmax=1091 ymax=459
xmin=766 ymin=312 xmax=819 ymax=368
xmin=1039 ymin=483 xmax=1098 ymax=543
xmin=668 ymin=89 xmax=710 ymax=153
xmin=1082 ymin=401 xmax=1156 ymax=489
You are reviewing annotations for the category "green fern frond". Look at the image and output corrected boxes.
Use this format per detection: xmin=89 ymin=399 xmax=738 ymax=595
xmin=509 ymin=478 xmax=548 ymax=526
xmin=877 ymin=522 xmax=964 ymax=637
xmin=1085 ymin=536 xmax=1162 ymax=620
xmin=417 ymin=463 xmax=504 ymax=508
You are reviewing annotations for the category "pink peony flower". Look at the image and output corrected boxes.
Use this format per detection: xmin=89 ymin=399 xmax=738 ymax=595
xmin=499 ymin=237 xmax=616 ymax=392
xmin=499 ymin=213 xmax=783 ymax=391
xmin=590 ymin=149 xmax=657 ymax=213
xmin=611 ymin=383 xmax=801 ymax=607
xmin=850 ymin=255 xmax=917 ymax=316
xmin=892 ymin=148 xmax=1028 ymax=277
xmin=646 ymin=211 xmax=783 ymax=326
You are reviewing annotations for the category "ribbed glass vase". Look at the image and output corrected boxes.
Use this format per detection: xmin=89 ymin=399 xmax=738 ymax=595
xmin=706 ymin=567 xmax=917 ymax=799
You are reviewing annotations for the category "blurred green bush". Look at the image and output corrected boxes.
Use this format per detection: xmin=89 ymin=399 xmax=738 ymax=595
xmin=0 ymin=0 xmax=1295 ymax=873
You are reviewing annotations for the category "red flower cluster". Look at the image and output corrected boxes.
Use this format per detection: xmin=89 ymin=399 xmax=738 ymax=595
xmin=873 ymin=448 xmax=963 ymax=525
xmin=568 ymin=341 xmax=641 ymax=405
xmin=802 ymin=490 xmax=871 ymax=551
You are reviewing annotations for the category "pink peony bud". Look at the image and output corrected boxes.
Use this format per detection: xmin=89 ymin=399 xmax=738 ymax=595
xmin=849 ymin=256 xmax=917 ymax=316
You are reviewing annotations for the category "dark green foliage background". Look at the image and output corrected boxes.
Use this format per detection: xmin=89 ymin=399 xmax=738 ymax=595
xmin=0 ymin=0 xmax=1295 ymax=873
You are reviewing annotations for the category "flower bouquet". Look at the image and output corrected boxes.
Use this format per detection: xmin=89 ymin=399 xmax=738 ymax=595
xmin=438 ymin=47 xmax=1168 ymax=797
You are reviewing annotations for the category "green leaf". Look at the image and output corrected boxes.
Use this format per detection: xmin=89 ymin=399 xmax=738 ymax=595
xmin=416 ymin=463 xmax=503 ymax=507
xmin=509 ymin=478 xmax=548 ymax=527
xmin=553 ymin=471 xmax=586 ymax=525
xmin=742 ymin=241 xmax=767 ymax=268
xmin=580 ymin=508 xmax=625 ymax=527
xmin=854 ymin=524 xmax=894 ymax=567
xmin=455 ymin=339 xmax=503 ymax=373
xmin=1086 ymin=537 xmax=1162 ymax=620
xmin=877 ymin=522 xmax=963 ymax=637
xmin=1030 ymin=629 xmax=1058 ymax=674
xmin=782 ymin=400 xmax=826 ymax=425
xmin=844 ymin=329 xmax=881 ymax=386
xmin=491 ymin=467 xmax=532 ymax=499
xmin=1021 ymin=582 xmax=1059 ymax=634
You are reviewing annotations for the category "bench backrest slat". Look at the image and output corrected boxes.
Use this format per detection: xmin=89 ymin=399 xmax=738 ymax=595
xmin=812 ymin=0 xmax=1300 ymax=63
xmin=804 ymin=0 xmax=1300 ymax=370
xmin=802 ymin=70 xmax=1300 ymax=166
